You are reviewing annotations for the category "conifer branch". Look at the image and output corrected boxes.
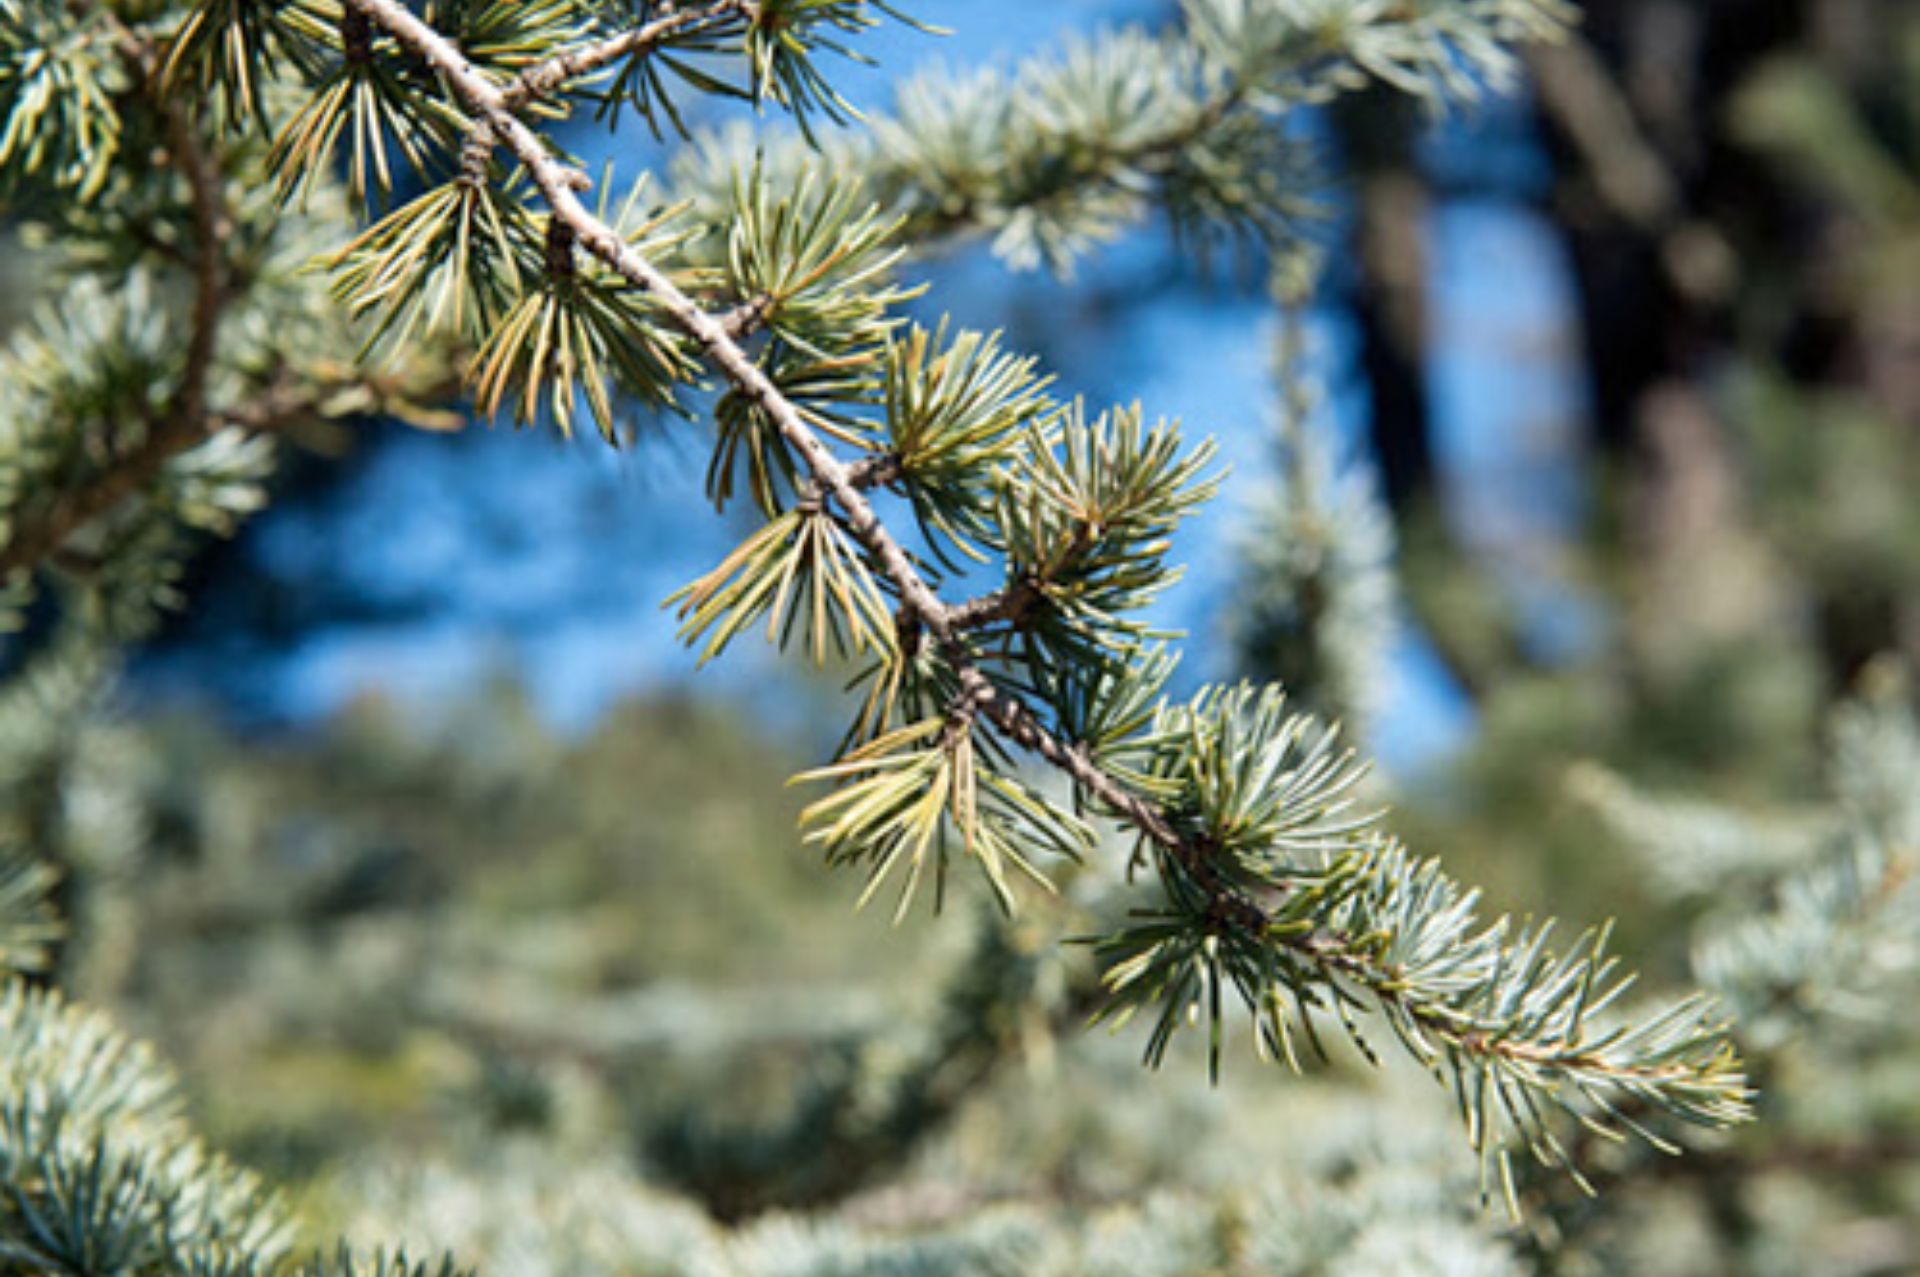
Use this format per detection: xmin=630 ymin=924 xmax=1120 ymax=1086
xmin=712 ymin=0 xmax=1576 ymax=270
xmin=343 ymin=0 xmax=1277 ymax=958
xmin=1 ymin=14 xmax=232 ymax=579
xmin=887 ymin=71 xmax=1256 ymax=249
xmin=1 ymin=415 xmax=215 ymax=578
xmin=0 ymin=378 xmax=362 ymax=579
xmin=498 ymin=0 xmax=752 ymax=111
xmin=327 ymin=13 xmax=939 ymax=644
xmin=337 ymin=1 xmax=1748 ymax=1182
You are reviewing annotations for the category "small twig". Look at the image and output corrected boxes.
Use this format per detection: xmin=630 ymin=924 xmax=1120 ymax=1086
xmin=2 ymin=418 xmax=218 ymax=577
xmin=947 ymin=521 xmax=1097 ymax=633
xmin=499 ymin=1 xmax=751 ymax=111
xmin=102 ymin=7 xmax=233 ymax=452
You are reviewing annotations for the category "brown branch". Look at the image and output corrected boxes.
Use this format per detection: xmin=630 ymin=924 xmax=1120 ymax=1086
xmin=340 ymin=4 xmax=374 ymax=65
xmin=716 ymin=292 xmax=775 ymax=341
xmin=158 ymin=68 xmax=232 ymax=444
xmin=499 ymin=1 xmax=752 ymax=111
xmin=544 ymin=215 xmax=578 ymax=279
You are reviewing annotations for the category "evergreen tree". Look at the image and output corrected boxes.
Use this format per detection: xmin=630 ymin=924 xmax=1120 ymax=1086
xmin=0 ymin=0 xmax=1812 ymax=1271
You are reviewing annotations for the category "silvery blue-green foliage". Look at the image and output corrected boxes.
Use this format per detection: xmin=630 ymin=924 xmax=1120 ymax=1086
xmin=0 ymin=844 xmax=58 ymax=974
xmin=0 ymin=140 xmax=438 ymax=646
xmin=0 ymin=631 xmax=110 ymax=798
xmin=0 ymin=811 xmax=63 ymax=979
xmin=320 ymin=1062 xmax=1523 ymax=1276
xmin=1584 ymin=670 xmax=1920 ymax=1049
xmin=1543 ymin=672 xmax=1920 ymax=1269
xmin=0 ymin=635 xmax=151 ymax=995
xmin=4 ymin=0 xmax=1751 ymax=1258
xmin=1 ymin=0 xmax=458 ymax=647
xmin=1827 ymin=669 xmax=1920 ymax=847
xmin=0 ymin=686 xmax=465 ymax=1277
xmin=0 ymin=645 xmax=283 ymax=1275
xmin=668 ymin=0 xmax=1574 ymax=274
xmin=1246 ymin=1169 xmax=1523 ymax=1277
xmin=1232 ymin=307 xmax=1399 ymax=733
xmin=0 ymin=982 xmax=290 ymax=1274
xmin=327 ymin=1149 xmax=729 ymax=1277
xmin=0 ymin=8 xmax=462 ymax=1272
xmin=0 ymin=968 xmax=453 ymax=1277
xmin=1567 ymin=764 xmax=1831 ymax=903
xmin=0 ymin=275 xmax=268 ymax=638
xmin=1695 ymin=679 xmax=1920 ymax=1045
xmin=642 ymin=903 xmax=1078 ymax=1214
xmin=334 ymin=1145 xmax=1054 ymax=1277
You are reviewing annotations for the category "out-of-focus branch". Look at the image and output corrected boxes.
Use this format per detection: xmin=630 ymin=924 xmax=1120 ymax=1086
xmin=2 ymin=17 xmax=234 ymax=579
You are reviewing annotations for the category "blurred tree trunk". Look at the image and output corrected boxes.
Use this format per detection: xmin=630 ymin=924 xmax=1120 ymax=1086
xmin=1329 ymin=90 xmax=1534 ymax=699
xmin=1522 ymin=0 xmax=1920 ymax=687
xmin=1333 ymin=90 xmax=1436 ymax=518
